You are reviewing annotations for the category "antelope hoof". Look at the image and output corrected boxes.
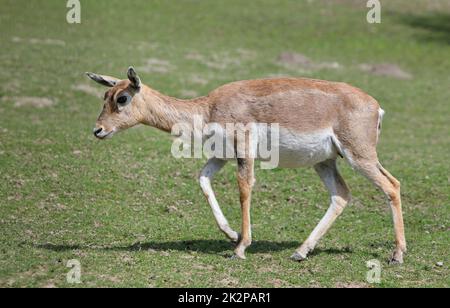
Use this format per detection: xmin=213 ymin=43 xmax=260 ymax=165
xmin=389 ymin=250 xmax=404 ymax=265
xmin=232 ymin=246 xmax=247 ymax=260
xmin=291 ymin=252 xmax=308 ymax=262
xmin=230 ymin=253 xmax=246 ymax=260
xmin=389 ymin=258 xmax=403 ymax=265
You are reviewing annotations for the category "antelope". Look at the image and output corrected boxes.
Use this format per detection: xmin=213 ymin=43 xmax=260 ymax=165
xmin=87 ymin=67 xmax=406 ymax=264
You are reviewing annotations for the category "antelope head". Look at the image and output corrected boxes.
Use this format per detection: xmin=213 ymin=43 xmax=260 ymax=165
xmin=86 ymin=67 xmax=144 ymax=139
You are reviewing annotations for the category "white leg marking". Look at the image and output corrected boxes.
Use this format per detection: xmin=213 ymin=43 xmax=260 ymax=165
xmin=293 ymin=160 xmax=350 ymax=260
xmin=199 ymin=158 xmax=239 ymax=242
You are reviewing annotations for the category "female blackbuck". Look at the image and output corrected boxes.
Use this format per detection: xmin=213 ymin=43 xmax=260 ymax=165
xmin=87 ymin=67 xmax=406 ymax=264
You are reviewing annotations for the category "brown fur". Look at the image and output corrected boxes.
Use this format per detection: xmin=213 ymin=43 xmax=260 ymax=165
xmin=97 ymin=77 xmax=380 ymax=142
xmin=88 ymin=70 xmax=405 ymax=263
xmin=235 ymin=158 xmax=255 ymax=259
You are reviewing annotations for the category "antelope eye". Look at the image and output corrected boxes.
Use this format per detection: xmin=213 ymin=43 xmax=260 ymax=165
xmin=116 ymin=94 xmax=131 ymax=106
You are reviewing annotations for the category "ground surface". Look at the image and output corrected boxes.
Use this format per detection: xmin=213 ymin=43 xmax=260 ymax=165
xmin=0 ymin=0 xmax=449 ymax=288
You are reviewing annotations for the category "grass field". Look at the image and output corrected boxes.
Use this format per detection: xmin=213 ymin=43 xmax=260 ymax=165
xmin=0 ymin=0 xmax=449 ymax=288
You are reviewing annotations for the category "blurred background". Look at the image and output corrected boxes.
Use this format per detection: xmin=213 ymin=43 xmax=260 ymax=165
xmin=0 ymin=0 xmax=448 ymax=288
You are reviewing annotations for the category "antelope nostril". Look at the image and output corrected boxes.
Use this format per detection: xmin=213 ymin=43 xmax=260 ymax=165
xmin=93 ymin=128 xmax=103 ymax=136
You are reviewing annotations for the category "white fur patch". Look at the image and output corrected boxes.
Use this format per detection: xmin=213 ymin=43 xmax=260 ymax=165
xmin=276 ymin=128 xmax=338 ymax=168
xmin=199 ymin=125 xmax=339 ymax=168
xmin=377 ymin=108 xmax=385 ymax=143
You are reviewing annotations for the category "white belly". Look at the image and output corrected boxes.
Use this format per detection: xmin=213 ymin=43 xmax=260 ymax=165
xmin=276 ymin=128 xmax=338 ymax=168
xmin=200 ymin=124 xmax=338 ymax=169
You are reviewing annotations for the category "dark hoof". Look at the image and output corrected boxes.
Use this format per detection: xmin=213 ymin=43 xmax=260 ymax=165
xmin=389 ymin=250 xmax=404 ymax=265
xmin=389 ymin=258 xmax=404 ymax=265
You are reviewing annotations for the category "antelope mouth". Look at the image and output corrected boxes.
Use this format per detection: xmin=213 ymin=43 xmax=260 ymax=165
xmin=94 ymin=129 xmax=116 ymax=140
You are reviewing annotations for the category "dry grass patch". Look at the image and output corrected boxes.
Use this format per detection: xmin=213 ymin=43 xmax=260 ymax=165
xmin=359 ymin=63 xmax=413 ymax=80
xmin=2 ymin=96 xmax=56 ymax=108
xmin=72 ymin=84 xmax=104 ymax=98
xmin=138 ymin=58 xmax=175 ymax=74
xmin=277 ymin=52 xmax=341 ymax=72
xmin=11 ymin=36 xmax=65 ymax=47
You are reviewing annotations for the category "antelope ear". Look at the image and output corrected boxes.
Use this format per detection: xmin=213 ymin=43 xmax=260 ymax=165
xmin=127 ymin=66 xmax=141 ymax=89
xmin=85 ymin=72 xmax=119 ymax=87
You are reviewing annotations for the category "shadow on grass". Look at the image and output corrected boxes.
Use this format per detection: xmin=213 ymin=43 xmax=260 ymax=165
xmin=395 ymin=12 xmax=450 ymax=45
xmin=36 ymin=240 xmax=353 ymax=256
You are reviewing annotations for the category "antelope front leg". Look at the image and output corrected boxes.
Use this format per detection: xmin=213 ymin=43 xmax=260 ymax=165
xmin=199 ymin=158 xmax=240 ymax=242
xmin=234 ymin=158 xmax=255 ymax=260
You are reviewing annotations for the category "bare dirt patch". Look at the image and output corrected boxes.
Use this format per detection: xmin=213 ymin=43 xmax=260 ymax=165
xmin=335 ymin=282 xmax=370 ymax=288
xmin=236 ymin=48 xmax=258 ymax=59
xmin=270 ymin=278 xmax=291 ymax=287
xmin=192 ymin=264 xmax=214 ymax=271
xmin=2 ymin=96 xmax=56 ymax=108
xmin=319 ymin=0 xmax=364 ymax=8
xmin=12 ymin=36 xmax=65 ymax=47
xmin=264 ymin=73 xmax=296 ymax=79
xmin=278 ymin=52 xmax=313 ymax=67
xmin=72 ymin=84 xmax=104 ymax=98
xmin=276 ymin=52 xmax=341 ymax=72
xmin=179 ymin=90 xmax=199 ymax=98
xmin=98 ymin=274 xmax=122 ymax=284
xmin=359 ymin=63 xmax=413 ymax=80
xmin=136 ymin=41 xmax=160 ymax=51
xmin=2 ymin=80 xmax=21 ymax=94
xmin=202 ymin=57 xmax=236 ymax=70
xmin=185 ymin=49 xmax=255 ymax=71
xmin=185 ymin=51 xmax=204 ymax=62
xmin=138 ymin=58 xmax=175 ymax=74
xmin=218 ymin=277 xmax=239 ymax=287
xmin=188 ymin=75 xmax=210 ymax=86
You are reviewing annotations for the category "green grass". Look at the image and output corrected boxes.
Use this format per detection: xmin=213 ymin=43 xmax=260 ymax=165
xmin=0 ymin=0 xmax=449 ymax=288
